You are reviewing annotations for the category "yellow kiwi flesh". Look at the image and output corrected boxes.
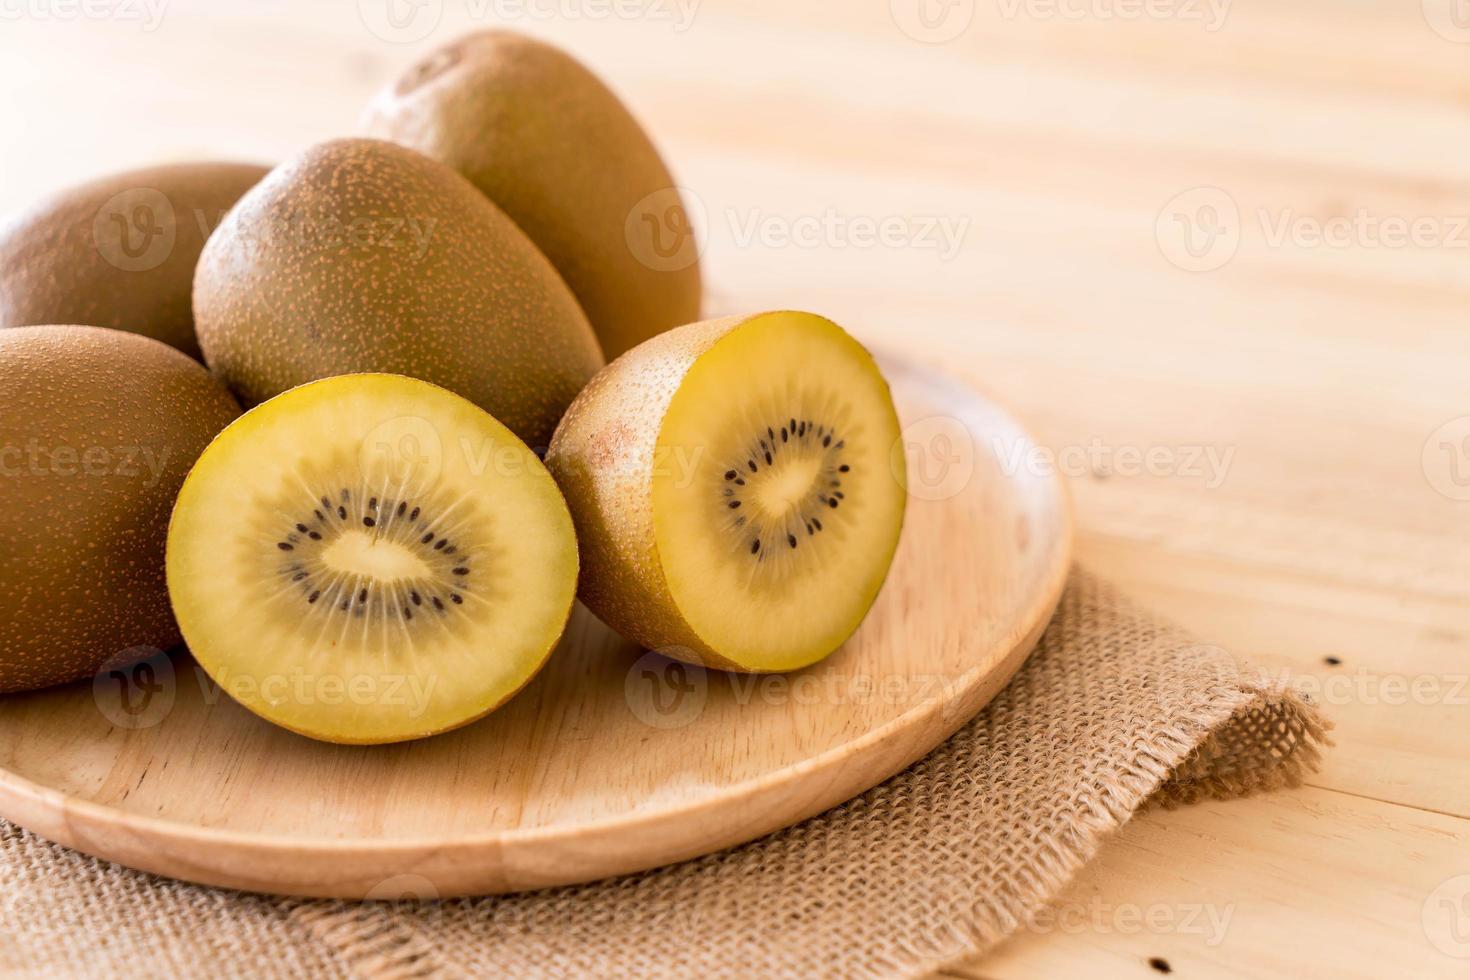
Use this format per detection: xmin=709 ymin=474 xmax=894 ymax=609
xmin=0 ymin=325 xmax=241 ymax=693
xmin=193 ymin=138 xmax=604 ymax=450
xmin=0 ymin=162 xmax=268 ymax=359
xmin=363 ymin=30 xmax=702 ymax=359
xmin=547 ymin=311 xmax=906 ymax=672
xmin=167 ymin=374 xmax=579 ymax=744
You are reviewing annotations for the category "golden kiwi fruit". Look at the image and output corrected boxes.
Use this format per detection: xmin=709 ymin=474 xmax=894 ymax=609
xmin=193 ymin=138 xmax=604 ymax=450
xmin=167 ymin=374 xmax=579 ymax=744
xmin=0 ymin=325 xmax=241 ymax=694
xmin=0 ymin=162 xmax=268 ymax=359
xmin=363 ymin=30 xmax=702 ymax=360
xmin=546 ymin=311 xmax=906 ymax=673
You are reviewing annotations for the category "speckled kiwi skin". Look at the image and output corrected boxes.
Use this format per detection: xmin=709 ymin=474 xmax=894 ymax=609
xmin=362 ymin=30 xmax=702 ymax=361
xmin=0 ymin=326 xmax=241 ymax=694
xmin=0 ymin=162 xmax=269 ymax=360
xmin=546 ymin=313 xmax=757 ymax=673
xmin=193 ymin=138 xmax=604 ymax=451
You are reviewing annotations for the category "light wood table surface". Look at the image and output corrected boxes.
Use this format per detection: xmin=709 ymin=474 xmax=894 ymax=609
xmin=2 ymin=2 xmax=1468 ymax=976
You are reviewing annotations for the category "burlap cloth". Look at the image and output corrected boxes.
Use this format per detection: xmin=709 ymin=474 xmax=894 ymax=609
xmin=0 ymin=570 xmax=1329 ymax=978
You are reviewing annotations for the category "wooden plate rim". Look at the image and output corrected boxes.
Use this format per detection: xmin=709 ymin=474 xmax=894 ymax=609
xmin=0 ymin=360 xmax=1073 ymax=880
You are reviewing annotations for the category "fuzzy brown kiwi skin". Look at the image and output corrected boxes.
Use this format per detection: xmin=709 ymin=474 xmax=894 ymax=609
xmin=193 ymin=137 xmax=605 ymax=451
xmin=547 ymin=313 xmax=792 ymax=674
xmin=0 ymin=162 xmax=269 ymax=360
xmin=0 ymin=326 xmax=241 ymax=694
xmin=362 ymin=30 xmax=702 ymax=361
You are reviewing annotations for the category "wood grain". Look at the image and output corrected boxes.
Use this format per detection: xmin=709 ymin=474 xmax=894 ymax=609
xmin=0 ymin=362 xmax=1071 ymax=898
xmin=0 ymin=0 xmax=1465 ymax=970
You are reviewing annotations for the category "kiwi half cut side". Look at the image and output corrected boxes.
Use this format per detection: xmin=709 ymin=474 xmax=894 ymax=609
xmin=167 ymin=374 xmax=578 ymax=744
xmin=547 ymin=311 xmax=906 ymax=673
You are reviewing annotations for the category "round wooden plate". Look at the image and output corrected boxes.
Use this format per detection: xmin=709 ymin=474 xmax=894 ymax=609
xmin=0 ymin=358 xmax=1072 ymax=899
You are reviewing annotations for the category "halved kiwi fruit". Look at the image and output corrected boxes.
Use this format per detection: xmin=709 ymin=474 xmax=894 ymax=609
xmin=547 ymin=311 xmax=906 ymax=673
xmin=167 ymin=374 xmax=578 ymax=744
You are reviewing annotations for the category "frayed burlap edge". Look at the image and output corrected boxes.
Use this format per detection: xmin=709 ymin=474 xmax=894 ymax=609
xmin=278 ymin=572 xmax=1332 ymax=980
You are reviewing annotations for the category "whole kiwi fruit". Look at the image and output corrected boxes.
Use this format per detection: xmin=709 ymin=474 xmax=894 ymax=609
xmin=0 ymin=325 xmax=241 ymax=693
xmin=363 ymin=30 xmax=702 ymax=360
xmin=193 ymin=138 xmax=604 ymax=450
xmin=0 ymin=162 xmax=269 ymax=359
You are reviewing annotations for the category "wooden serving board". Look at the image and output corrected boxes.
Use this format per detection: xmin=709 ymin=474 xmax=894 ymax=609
xmin=0 ymin=358 xmax=1071 ymax=899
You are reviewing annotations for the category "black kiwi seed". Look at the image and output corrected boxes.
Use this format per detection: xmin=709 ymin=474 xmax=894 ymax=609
xmin=397 ymin=501 xmax=407 ymax=517
xmin=839 ymin=464 xmax=850 ymax=472
xmin=823 ymin=435 xmax=831 ymax=447
xmin=728 ymin=500 xmax=741 ymax=509
xmin=725 ymin=470 xmax=736 ymax=480
xmin=277 ymin=542 xmax=293 ymax=551
xmin=363 ymin=516 xmax=376 ymax=527
xmin=787 ymin=534 xmax=797 ymax=548
xmin=452 ymin=567 xmax=469 ymax=576
xmin=813 ymin=518 xmax=823 ymax=531
xmin=411 ymin=591 xmax=422 ymax=606
xmin=309 ymin=531 xmax=322 ymax=540
xmin=450 ymin=593 xmax=463 ymax=604
xmin=750 ymin=540 xmax=760 ymax=554
xmin=308 ymin=591 xmax=320 ymax=603
xmin=337 ymin=505 xmax=347 ymax=520
xmin=410 ymin=507 xmax=420 ymax=520
xmin=293 ymin=571 xmax=308 ymax=582
xmin=764 ymin=451 xmax=773 ymax=465
xmin=296 ymin=523 xmax=309 ymax=533
xmin=422 ymin=532 xmax=434 ymax=544
xmin=780 ymin=427 xmax=787 ymax=442
xmin=828 ymin=498 xmax=839 ymax=508
xmin=369 ymin=497 xmax=378 ymax=509
xmin=433 ymin=539 xmax=447 ymax=550
xmin=358 ymin=589 xmax=368 ymax=604
xmin=432 ymin=596 xmax=444 ymax=611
